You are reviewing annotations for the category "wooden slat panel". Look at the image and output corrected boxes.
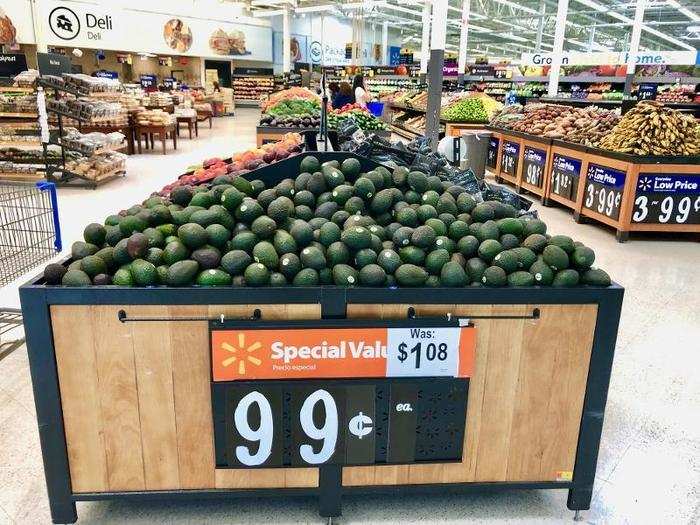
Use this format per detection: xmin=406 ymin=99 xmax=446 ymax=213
xmin=537 ymin=304 xmax=596 ymax=479
xmin=92 ymin=305 xmax=145 ymax=490
xmin=342 ymin=303 xmax=597 ymax=486
xmin=52 ymin=306 xmax=108 ymax=492
xmin=472 ymin=305 xmax=527 ymax=481
xmin=169 ymin=305 xmax=215 ymax=489
xmin=131 ymin=305 xmax=180 ymax=489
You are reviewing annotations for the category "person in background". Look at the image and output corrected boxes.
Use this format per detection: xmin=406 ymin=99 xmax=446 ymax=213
xmin=353 ymin=74 xmax=369 ymax=108
xmin=212 ymin=80 xmax=221 ymax=92
xmin=333 ymin=81 xmax=354 ymax=109
xmin=327 ymin=81 xmax=340 ymax=105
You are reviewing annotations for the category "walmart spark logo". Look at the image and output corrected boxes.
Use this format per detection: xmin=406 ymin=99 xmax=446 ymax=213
xmin=220 ymin=333 xmax=262 ymax=375
xmin=638 ymin=176 xmax=652 ymax=191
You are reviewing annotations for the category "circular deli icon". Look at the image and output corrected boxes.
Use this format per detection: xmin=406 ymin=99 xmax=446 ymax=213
xmin=49 ymin=7 xmax=80 ymax=40
xmin=309 ymin=41 xmax=322 ymax=63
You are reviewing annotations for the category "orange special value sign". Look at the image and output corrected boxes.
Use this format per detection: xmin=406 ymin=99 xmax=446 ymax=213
xmin=211 ymin=325 xmax=476 ymax=382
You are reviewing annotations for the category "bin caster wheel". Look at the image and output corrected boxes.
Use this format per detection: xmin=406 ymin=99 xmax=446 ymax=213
xmin=615 ymin=230 xmax=629 ymax=243
xmin=573 ymin=510 xmax=584 ymax=521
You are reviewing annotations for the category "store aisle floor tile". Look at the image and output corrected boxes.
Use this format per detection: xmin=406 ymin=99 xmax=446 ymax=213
xmin=0 ymin=111 xmax=698 ymax=523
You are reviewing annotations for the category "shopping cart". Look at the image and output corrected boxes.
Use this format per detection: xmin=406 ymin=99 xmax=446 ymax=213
xmin=0 ymin=181 xmax=61 ymax=360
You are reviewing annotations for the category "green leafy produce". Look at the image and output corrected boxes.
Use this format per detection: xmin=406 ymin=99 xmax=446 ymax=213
xmin=441 ymin=98 xmax=488 ymax=123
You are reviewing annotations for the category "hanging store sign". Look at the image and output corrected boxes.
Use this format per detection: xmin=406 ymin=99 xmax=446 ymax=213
xmin=0 ymin=53 xmax=27 ymax=76
xmin=469 ymin=64 xmax=493 ymax=76
xmin=140 ymin=74 xmax=157 ymax=89
xmin=37 ymin=52 xmax=70 ymax=76
xmin=521 ymin=51 xmax=698 ymax=66
xmin=632 ymin=174 xmax=700 ymax=225
xmin=389 ymin=46 xmax=401 ymax=66
xmin=93 ymin=70 xmax=118 ymax=79
xmin=38 ymin=0 xmax=272 ymax=62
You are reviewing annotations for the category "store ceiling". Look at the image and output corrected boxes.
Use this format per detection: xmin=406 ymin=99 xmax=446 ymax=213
xmin=248 ymin=0 xmax=699 ymax=59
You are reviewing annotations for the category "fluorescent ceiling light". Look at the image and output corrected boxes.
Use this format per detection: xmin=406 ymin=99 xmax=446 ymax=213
xmin=574 ymin=0 xmax=608 ymax=13
xmin=252 ymin=9 xmax=285 ymax=16
xmin=492 ymin=19 xmax=536 ymax=33
xmin=667 ymin=1 xmax=700 ymax=22
xmin=295 ymin=5 xmax=336 ymax=13
xmin=573 ymin=0 xmax=695 ymax=50
xmin=503 ymin=33 xmax=528 ymax=43
xmin=446 ymin=5 xmax=487 ymax=20
xmin=342 ymin=1 xmax=389 ymax=10
xmin=492 ymin=0 xmax=538 ymax=16
xmin=251 ymin=0 xmax=296 ymax=6
xmin=688 ymin=25 xmax=700 ymax=32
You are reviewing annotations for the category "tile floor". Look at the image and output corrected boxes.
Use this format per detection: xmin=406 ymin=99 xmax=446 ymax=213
xmin=0 ymin=109 xmax=698 ymax=524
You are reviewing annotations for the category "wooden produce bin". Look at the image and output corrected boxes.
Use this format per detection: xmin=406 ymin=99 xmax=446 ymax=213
xmin=494 ymin=132 xmax=522 ymax=186
xmin=445 ymin=122 xmax=488 ymax=137
xmin=20 ymin=153 xmax=624 ymax=523
xmin=517 ymin=135 xmax=554 ymax=199
xmin=20 ymin=283 xmax=623 ymax=524
xmin=486 ymin=131 xmax=502 ymax=174
xmin=576 ymin=148 xmax=700 ymax=242
xmin=256 ymin=126 xmax=318 ymax=147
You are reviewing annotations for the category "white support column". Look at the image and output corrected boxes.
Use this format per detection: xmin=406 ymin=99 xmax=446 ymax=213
xmin=420 ymin=1 xmax=432 ymax=74
xmin=282 ymin=6 xmax=291 ymax=73
xmin=624 ymin=0 xmax=645 ymax=95
xmin=587 ymin=19 xmax=597 ymax=51
xmin=457 ymin=0 xmax=470 ymax=77
xmin=535 ymin=0 xmax=546 ymax=53
xmin=30 ymin=0 xmax=47 ymax=53
xmin=547 ymin=0 xmax=569 ymax=97
xmin=382 ymin=21 xmax=388 ymax=65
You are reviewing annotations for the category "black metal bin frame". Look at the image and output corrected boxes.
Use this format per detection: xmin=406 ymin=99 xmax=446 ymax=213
xmin=20 ymin=276 xmax=623 ymax=524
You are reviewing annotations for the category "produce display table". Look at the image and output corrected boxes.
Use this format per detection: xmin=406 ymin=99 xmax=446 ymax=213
xmin=486 ymin=126 xmax=700 ymax=241
xmin=176 ymin=116 xmax=198 ymax=139
xmin=78 ymin=124 xmax=135 ymax=155
xmin=197 ymin=110 xmax=213 ymax=129
xmin=145 ymin=104 xmax=175 ymax=114
xmin=20 ymin=283 xmax=623 ymax=524
xmin=21 ymin=152 xmax=624 ymax=524
xmin=135 ymin=123 xmax=177 ymax=155
xmin=444 ymin=122 xmax=489 ymax=137
xmin=256 ymin=126 xmax=319 ymax=147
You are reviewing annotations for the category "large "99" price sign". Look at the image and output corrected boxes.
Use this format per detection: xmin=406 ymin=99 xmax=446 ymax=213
xmin=213 ymin=378 xmax=469 ymax=468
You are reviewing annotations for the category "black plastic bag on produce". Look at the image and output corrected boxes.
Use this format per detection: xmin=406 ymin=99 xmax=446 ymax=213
xmin=444 ymin=167 xmax=483 ymax=195
xmin=481 ymin=182 xmax=531 ymax=211
xmin=337 ymin=118 xmax=366 ymax=144
xmin=410 ymin=152 xmax=448 ymax=178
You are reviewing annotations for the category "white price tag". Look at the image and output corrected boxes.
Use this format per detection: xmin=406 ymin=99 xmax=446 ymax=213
xmin=386 ymin=327 xmax=461 ymax=377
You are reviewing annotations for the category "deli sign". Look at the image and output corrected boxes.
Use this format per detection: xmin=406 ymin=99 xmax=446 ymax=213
xmin=48 ymin=5 xmax=113 ymax=42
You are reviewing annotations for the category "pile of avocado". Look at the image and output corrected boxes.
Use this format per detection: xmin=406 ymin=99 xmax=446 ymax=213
xmin=44 ymin=154 xmax=611 ymax=288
